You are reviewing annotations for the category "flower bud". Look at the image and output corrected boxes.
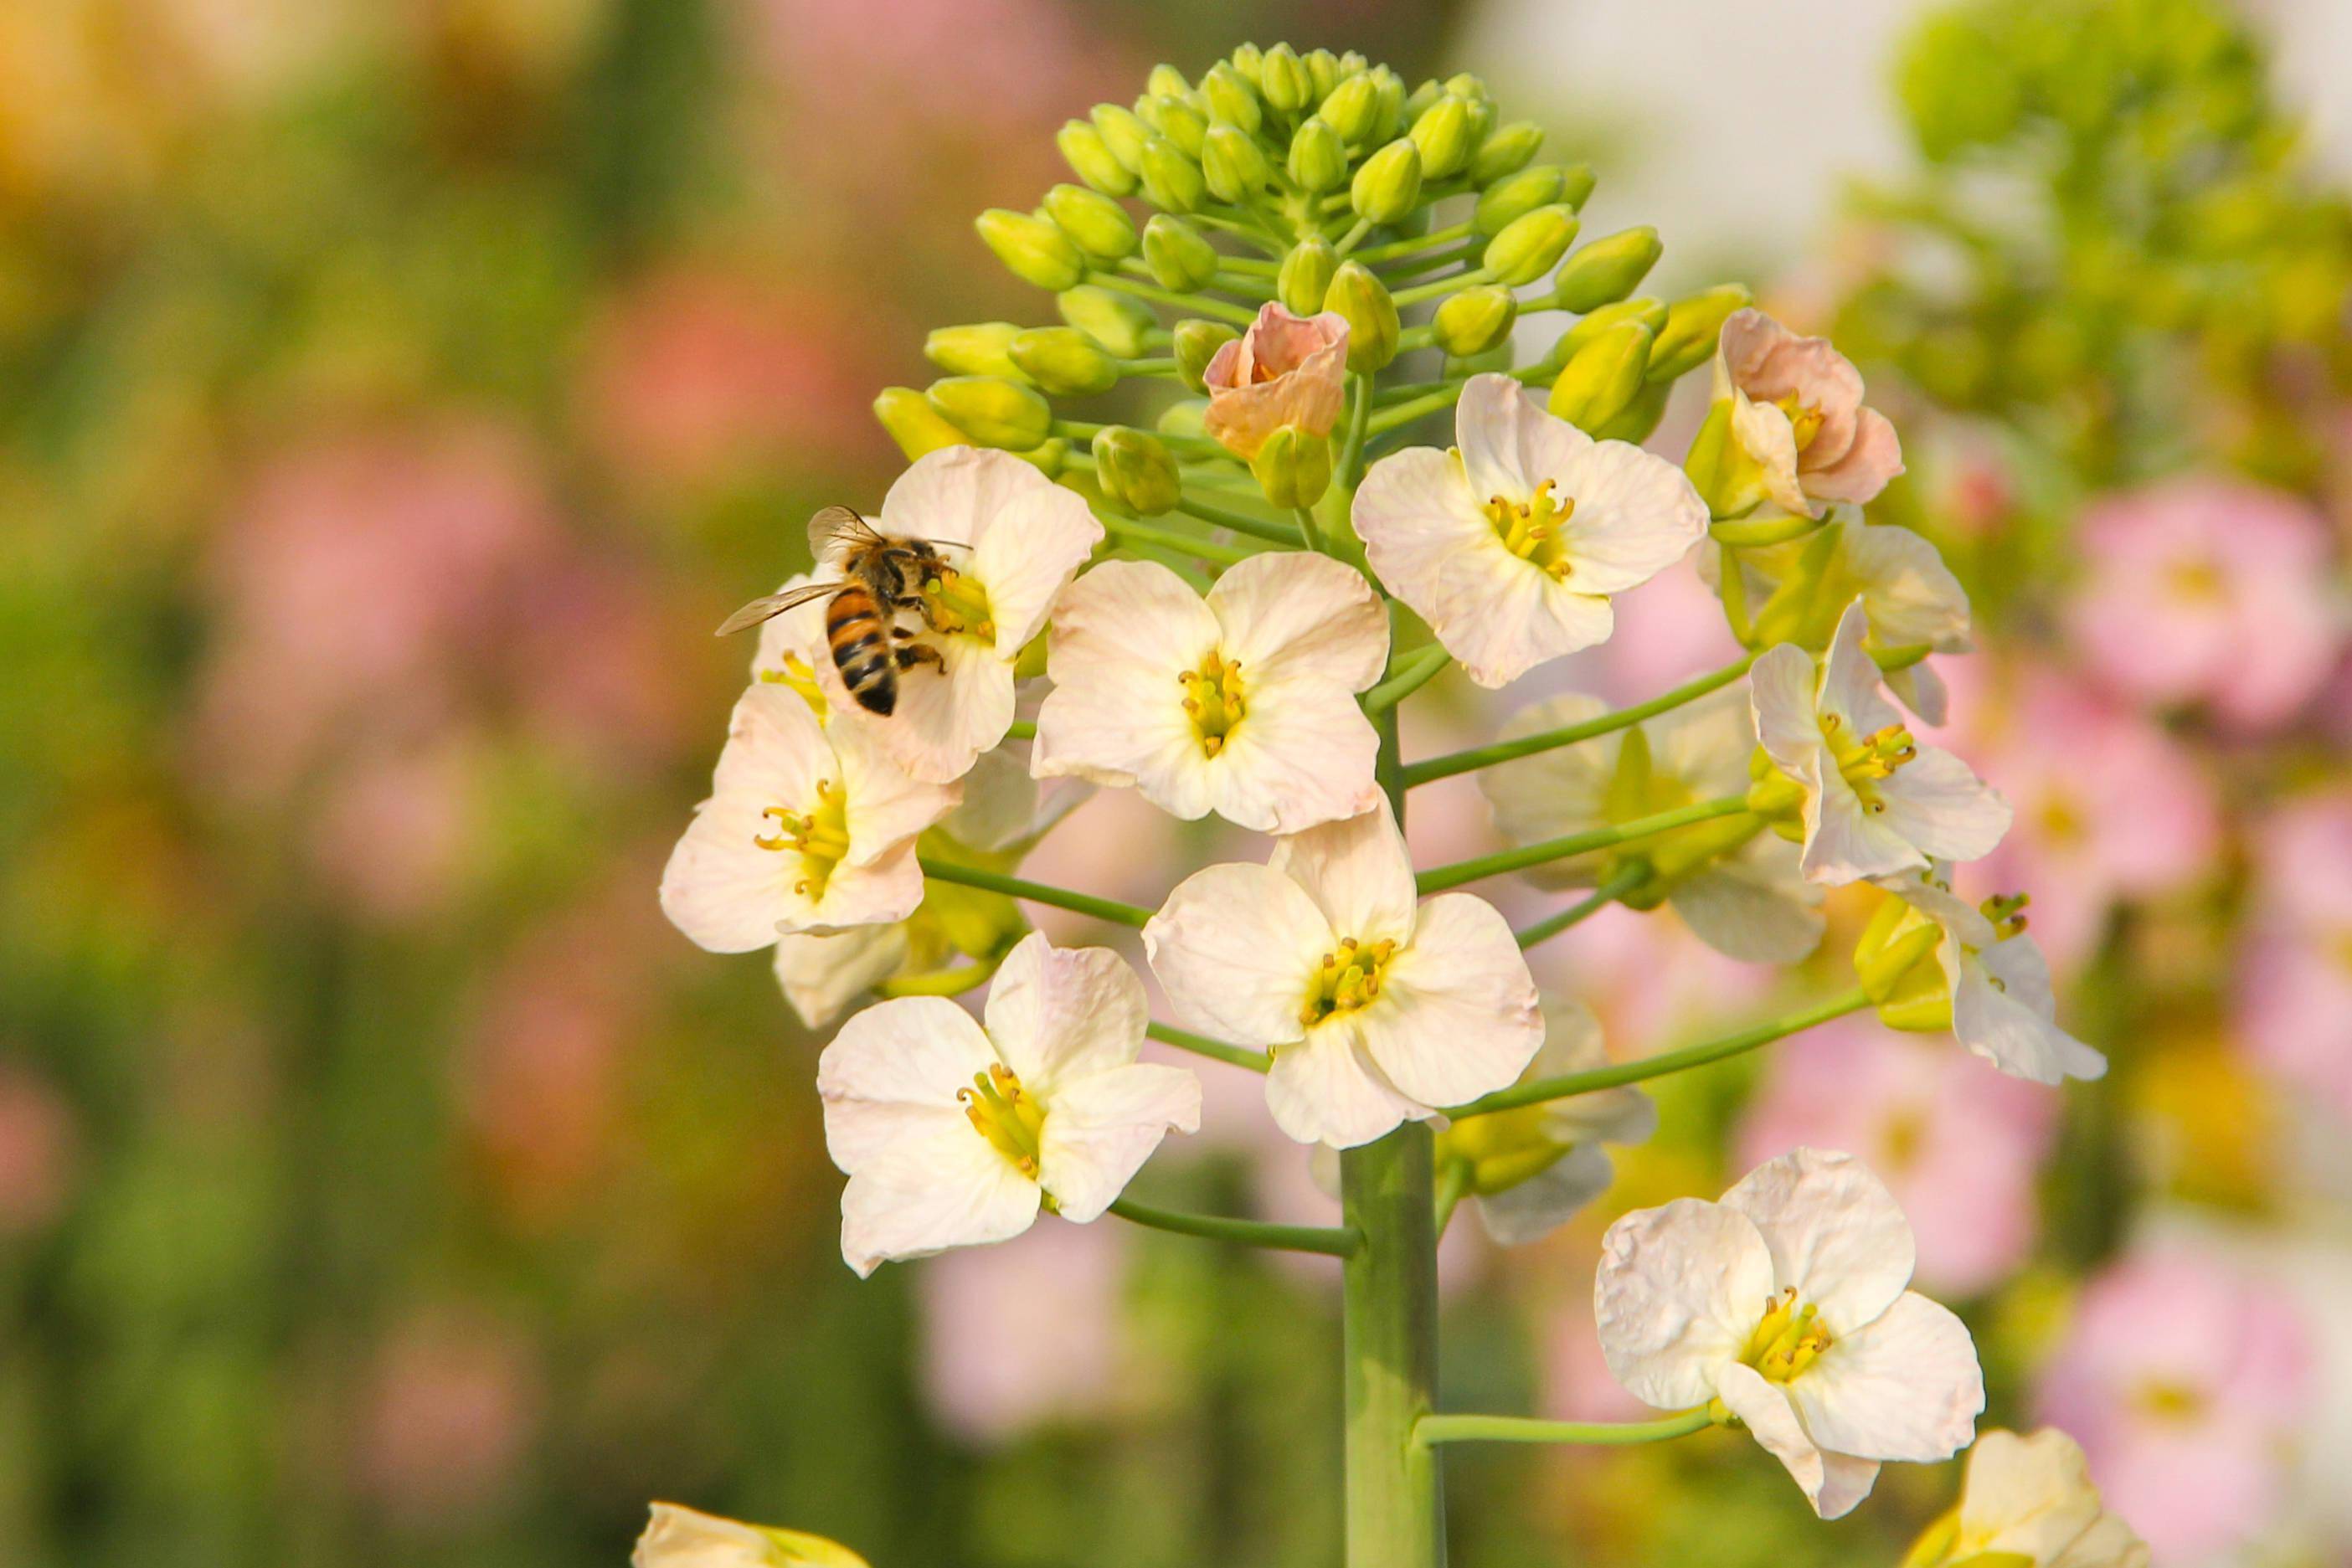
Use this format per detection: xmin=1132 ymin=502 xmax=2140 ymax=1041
xmin=1009 ymin=326 xmax=1120 ymax=397
xmin=1402 ymin=79 xmax=1442 ymax=122
xmin=925 ymin=376 xmax=1054 ymax=450
xmin=1141 ymin=93 xmax=1208 ymax=158
xmin=924 ymin=321 xmax=1027 ymax=381
xmin=1552 ymin=226 xmax=1665 ymax=313
xmin=1057 ymin=285 xmax=1156 ymax=360
xmin=1142 ymin=214 xmax=1219 ymax=291
xmin=1279 ymin=236 xmax=1339 ymax=316
xmin=1433 ymin=285 xmax=1518 ymax=357
xmin=1541 ymin=296 xmax=1667 ymax=372
xmin=1350 ymin=137 xmax=1423 ymax=224
xmin=1469 ymin=120 xmax=1544 ymax=185
xmin=1547 ymin=321 xmax=1653 ymax=434
xmin=1473 ymin=164 xmax=1565 ymax=237
xmin=1408 ymin=95 xmax=1476 ymax=179
xmin=1368 ymin=68 xmax=1408 ymax=142
xmin=1200 ymin=62 xmax=1261 ymax=134
xmin=1089 ymin=103 xmax=1150 ymax=173
xmin=1017 ymin=436 xmax=1068 ymax=478
xmin=1172 ymin=319 xmax=1239 ymax=393
xmin=1323 ymin=261 xmax=1399 ymax=373
xmin=873 ymin=386 xmax=971 ymax=459
xmin=1138 ymin=135 xmax=1206 ymax=213
xmin=1042 ymin=183 xmax=1138 ymax=261
xmin=1227 ymin=43 xmax=1263 ymax=87
xmin=1058 ymin=120 xmax=1136 ymax=196
xmin=1157 ymin=398 xmax=1210 ymax=441
xmin=1318 ymin=74 xmax=1381 ymax=143
xmin=1304 ymin=48 xmax=1342 ymax=102
xmin=1592 ymin=380 xmax=1670 ymax=444
xmin=1646 ymin=284 xmax=1753 ymax=382
xmin=1287 ymin=117 xmax=1348 ymax=193
xmin=1145 ymin=64 xmax=1191 ymax=101
xmin=974 ymin=208 xmax=1086 ymax=292
xmin=1482 ymin=203 xmax=1580 ymax=287
xmin=1201 ymin=124 xmax=1270 ymax=204
xmin=1250 ymin=424 xmax=1331 ymax=509
xmin=1444 ymin=346 xmax=1516 ymax=379
xmin=1258 ymin=44 xmax=1312 ymax=114
xmin=1557 ymin=162 xmax=1598 ymax=209
xmin=1094 ymin=425 xmax=1182 ymax=516
xmin=1444 ymin=71 xmax=1490 ymax=103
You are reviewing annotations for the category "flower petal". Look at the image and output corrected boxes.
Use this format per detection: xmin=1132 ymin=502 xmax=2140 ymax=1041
xmin=818 ymin=994 xmax=995 ymax=1168
xmin=1263 ymin=1021 xmax=1427 ymax=1147
xmin=1594 ymin=1197 xmax=1775 ymax=1409
xmin=1671 ymin=854 xmax=1826 ymax=964
xmin=1144 ymin=861 xmax=1329 ymax=1049
xmin=773 ymin=924 xmax=910 ymax=1028
xmin=957 ymin=455 xmax=1104 ymax=655
xmin=838 ymin=1135 xmax=1040 ymax=1277
xmin=1207 ymin=549 xmax=1390 ymax=693
xmin=1955 ymin=938 xmax=2108 ymax=1084
xmin=831 ymin=716 xmax=961 ymax=866
xmin=1818 ymin=600 xmax=1903 ymax=736
xmin=1475 ymin=1144 xmax=1613 ymax=1245
xmin=1789 ymin=1289 xmax=1983 ymax=1463
xmin=1720 ymin=1147 xmax=1915 ymax=1334
xmin=1879 ymin=747 xmax=2010 ymax=864
xmin=1715 ymin=1362 xmax=1884 ymax=1519
xmin=1202 ymin=676 xmax=1383 ymax=834
xmin=1032 ymin=559 xmax=1222 ymax=806
xmin=1353 ymin=892 xmax=1541 ymax=1108
xmin=793 ymin=838 xmax=926 ymax=935
xmin=1749 ymin=643 xmax=1824 ymax=778
xmin=1803 ymin=771 xmax=1928 ymax=886
xmin=1479 ymin=694 xmax=1616 ymax=887
xmin=660 ymin=686 xmax=841 ymax=953
xmin=1269 ymin=795 xmax=1418 ymax=943
xmin=1552 ymin=439 xmax=1708 ymax=595
xmin=1956 ymin=1428 xmax=2108 ymax=1562
xmin=1037 ymin=1062 xmax=1202 ymax=1221
xmin=983 ymin=932 xmax=1148 ymax=1091
xmin=1454 ymin=372 xmax=1552 ymax=501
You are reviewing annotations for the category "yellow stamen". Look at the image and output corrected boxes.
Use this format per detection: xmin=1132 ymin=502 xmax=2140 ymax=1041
xmin=1773 ymin=393 xmax=1826 ymax=453
xmin=1477 ymin=476 xmax=1577 ymax=582
xmin=923 ymin=564 xmax=998 ymax=643
xmin=1179 ymin=650 xmax=1247 ymax=758
xmin=751 ymin=779 xmax=852 ymax=902
xmin=958 ymin=1062 xmax=1047 ymax=1178
xmin=1822 ymin=712 xmax=1917 ymax=815
xmin=1299 ymin=936 xmax=1400 ymax=1027
xmin=1743 ymin=1287 xmax=1834 ymax=1385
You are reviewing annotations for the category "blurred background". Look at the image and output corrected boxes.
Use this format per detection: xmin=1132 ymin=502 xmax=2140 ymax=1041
xmin=4 ymin=1 xmax=2349 ymax=1564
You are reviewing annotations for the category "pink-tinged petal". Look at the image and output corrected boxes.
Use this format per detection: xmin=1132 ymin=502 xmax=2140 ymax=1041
xmin=1804 ymin=771 xmax=1927 ymax=885
xmin=1037 ymin=1062 xmax=1201 ymax=1221
xmin=1455 ymin=373 xmax=1556 ymax=502
xmin=1202 ymin=306 xmax=1348 ymax=458
xmin=1207 ymin=550 xmax=1391 ymax=693
xmin=1594 ymin=1198 xmax=1775 ymax=1409
xmin=831 ymin=717 xmax=961 ymax=866
xmin=1804 ymin=407 xmax=1903 ymax=506
xmin=661 ymin=789 xmax=805 ymax=952
xmin=1269 ymin=796 xmax=1418 ymax=943
xmin=1032 ymin=558 xmax=1223 ymax=799
xmin=708 ymin=680 xmax=835 ymax=805
xmin=1818 ymin=601 xmax=1903 ymax=735
xmin=1715 ymin=1362 xmax=1883 ymax=1519
xmin=960 ymin=462 xmax=1104 ymax=657
xmin=1263 ymin=1021 xmax=1427 ymax=1148
xmin=795 ymin=837 xmax=926 ymax=933
xmin=1880 ymin=747 xmax=2010 ymax=864
xmin=1552 ymin=440 xmax=1709 ymax=594
xmin=1957 ymin=1428 xmax=2108 ymax=1562
xmin=1432 ymin=548 xmax=1617 ymax=688
xmin=1721 ymin=1148 xmax=1916 ymax=1334
xmin=823 ymin=630 xmax=1016 ymax=785
xmin=1833 ymin=520 xmax=1971 ymax=654
xmin=1355 ymin=445 xmax=1495 ymax=605
xmin=983 ymin=933 xmax=1148 ymax=1092
xmin=1790 ymin=1290 xmax=1982 ymax=1463
xmin=1144 ymin=862 xmax=1329 ymax=1049
xmin=1749 ymin=643 xmax=1824 ymax=776
xmin=838 ymin=1135 xmax=1040 ymax=1277
xmin=1353 ymin=892 xmax=1541 ymax=1108
xmin=1203 ymin=676 xmax=1382 ymax=834
xmin=819 ymin=996 xmax=996 ymax=1173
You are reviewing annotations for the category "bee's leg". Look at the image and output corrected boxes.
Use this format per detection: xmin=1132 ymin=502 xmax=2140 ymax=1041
xmin=892 ymin=625 xmax=944 ymax=671
xmin=893 ymin=591 xmax=955 ymax=636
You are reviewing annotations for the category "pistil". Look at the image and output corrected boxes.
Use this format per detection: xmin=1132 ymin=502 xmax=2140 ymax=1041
xmin=752 ymin=779 xmax=853 ymax=899
xmin=1480 ymin=476 xmax=1577 ymax=580
xmin=958 ymin=1062 xmax=1047 ymax=1178
xmin=1299 ymin=935 xmax=1399 ymax=1027
xmin=1178 ymin=650 xmax=1248 ymax=757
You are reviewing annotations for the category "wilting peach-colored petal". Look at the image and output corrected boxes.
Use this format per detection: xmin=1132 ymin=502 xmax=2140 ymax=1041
xmin=1202 ymin=304 xmax=1349 ymax=460
xmin=1713 ymin=309 xmax=1903 ymax=513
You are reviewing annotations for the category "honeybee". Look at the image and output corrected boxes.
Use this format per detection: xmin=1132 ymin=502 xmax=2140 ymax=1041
xmin=715 ymin=506 xmax=960 ymax=717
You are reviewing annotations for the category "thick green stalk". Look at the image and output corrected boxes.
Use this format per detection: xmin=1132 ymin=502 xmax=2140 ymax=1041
xmin=1362 ymin=644 xmax=1451 ymax=714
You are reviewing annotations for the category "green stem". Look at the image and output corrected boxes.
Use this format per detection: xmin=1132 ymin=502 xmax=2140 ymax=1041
xmin=918 ymin=858 xmax=1150 ymax=928
xmin=1120 ymin=356 xmax=1180 ymax=376
xmin=1175 ymin=495 xmax=1307 ymax=546
xmin=1294 ymin=505 xmax=1327 ymax=556
xmin=1146 ymin=1020 xmax=1269 ymax=1074
xmin=1401 ymin=655 xmax=1756 ymax=787
xmin=1334 ymin=216 xmax=1374 ymax=254
xmin=1390 ymin=266 xmax=1493 ymax=309
xmin=1514 ymin=862 xmax=1649 ymax=950
xmin=1446 ymin=988 xmax=1873 ymax=1118
xmin=1108 ymin=1197 xmax=1360 ymax=1257
xmin=1366 ymin=381 xmax=1468 ymax=437
xmin=1362 ymin=644 xmax=1451 ymax=714
xmin=1432 ymin=1159 xmax=1471 ymax=1238
xmin=1100 ymin=514 xmax=1258 ymax=567
xmin=1004 ymin=719 xmax=1036 ymax=741
xmin=1337 ymin=371 xmax=1376 ymax=491
xmin=1089 ymin=272 xmax=1258 ymax=327
xmin=1414 ymin=797 xmax=1751 ymax=896
xmin=1414 ymin=1408 xmax=1714 ymax=1449
xmin=1356 ymin=221 xmax=1472 ymax=265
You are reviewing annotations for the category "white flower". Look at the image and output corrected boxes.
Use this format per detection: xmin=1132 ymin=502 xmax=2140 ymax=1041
xmin=1032 ymin=552 xmax=1387 ymax=834
xmin=1594 ymin=1147 xmax=1984 ymax=1519
xmin=817 ymin=932 xmax=1199 ymax=1276
xmin=1751 ymin=599 xmax=2009 ymax=886
xmin=1696 ymin=515 xmax=1972 ymax=722
xmin=1480 ymin=687 xmax=1824 ymax=963
xmin=661 ymin=683 xmax=960 ymax=948
xmin=1144 ymin=798 xmax=1541 ymax=1149
xmin=772 ymin=924 xmax=911 ymax=1029
xmin=1919 ymin=1428 xmax=2149 ymax=1568
xmin=1352 ymin=373 xmax=1706 ymax=688
xmin=633 ymin=1503 xmax=869 ymax=1567
xmin=813 ymin=447 xmax=1103 ymax=784
xmin=1875 ymin=863 xmax=2108 ymax=1085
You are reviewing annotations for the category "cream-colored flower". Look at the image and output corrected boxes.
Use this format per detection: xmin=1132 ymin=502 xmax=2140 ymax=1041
xmin=1713 ymin=309 xmax=1904 ymax=517
xmin=1202 ymin=304 xmax=1349 ymax=460
xmin=633 ymin=1503 xmax=869 ymax=1566
xmin=1905 ymin=1428 xmax=2149 ymax=1568
xmin=1354 ymin=373 xmax=1706 ymax=688
xmin=1032 ymin=552 xmax=1387 ymax=834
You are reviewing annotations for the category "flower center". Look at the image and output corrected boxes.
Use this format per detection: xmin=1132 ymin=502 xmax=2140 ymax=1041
xmin=1299 ymin=935 xmax=1399 ymax=1028
xmin=1743 ymin=1288 xmax=1834 ymax=1385
xmin=1178 ymin=650 xmax=1248 ymax=758
xmin=1772 ymin=393 xmax=1826 ymax=453
xmin=2164 ymin=558 xmax=2227 ymax=604
xmin=958 ymin=1061 xmax=1046 ymax=1180
xmin=1483 ymin=478 xmax=1576 ymax=581
xmin=753 ymin=779 xmax=852 ymax=901
xmin=2036 ymin=789 xmax=2086 ymax=845
xmin=763 ymin=650 xmax=830 ymax=717
xmin=922 ymin=566 xmax=997 ymax=643
xmin=1880 ymin=1107 xmax=1927 ymax=1172
xmin=1820 ymin=710 xmax=1917 ymax=814
xmin=2134 ymin=1379 xmax=2208 ymax=1423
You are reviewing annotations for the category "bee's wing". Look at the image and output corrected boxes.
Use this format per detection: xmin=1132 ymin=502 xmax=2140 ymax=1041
xmin=807 ymin=505 xmax=883 ymax=566
xmin=714 ymin=579 xmax=846 ymax=636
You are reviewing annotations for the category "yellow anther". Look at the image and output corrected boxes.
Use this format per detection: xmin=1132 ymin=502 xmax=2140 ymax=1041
xmin=1773 ymin=393 xmax=1825 ymax=452
xmin=754 ymin=788 xmax=853 ymax=901
xmin=1299 ymin=937 xmax=1399 ymax=1027
xmin=959 ymin=1062 xmax=1047 ymax=1179
xmin=1742 ymin=1288 xmax=1833 ymax=1385
xmin=1181 ymin=648 xmax=1247 ymax=758
xmin=924 ymin=566 xmax=998 ymax=642
xmin=1480 ymin=477 xmax=1577 ymax=581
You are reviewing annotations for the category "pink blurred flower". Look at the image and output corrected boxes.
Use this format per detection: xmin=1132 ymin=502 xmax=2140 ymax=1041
xmin=0 ymin=1062 xmax=76 ymax=1236
xmin=918 ymin=1219 xmax=1127 ymax=1442
xmin=2068 ymin=477 xmax=2340 ymax=731
xmin=502 ymin=556 xmax=695 ymax=771
xmin=2038 ymin=1247 xmax=2315 ymax=1565
xmin=2236 ymin=794 xmax=2352 ymax=1120
xmin=357 ymin=1308 xmax=540 ymax=1522
xmin=302 ymin=741 xmax=479 ymax=925
xmin=1737 ymin=1020 xmax=2059 ymax=1296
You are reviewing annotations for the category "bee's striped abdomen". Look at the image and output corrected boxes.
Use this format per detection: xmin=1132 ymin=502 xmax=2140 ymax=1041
xmin=826 ymin=585 xmax=898 ymax=716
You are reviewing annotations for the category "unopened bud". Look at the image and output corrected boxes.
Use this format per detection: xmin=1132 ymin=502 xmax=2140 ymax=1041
xmin=1557 ymin=162 xmax=1598 ymax=209
xmin=1141 ymin=93 xmax=1207 ymax=157
xmin=1058 ymin=120 xmax=1135 ymax=196
xmin=1172 ymin=319 xmax=1238 ymax=393
xmin=1483 ymin=203 xmax=1580 ymax=287
xmin=1288 ymin=117 xmax=1348 ymax=193
xmin=925 ymin=376 xmax=1054 ymax=450
xmin=1552 ymin=226 xmax=1664 ymax=312
xmin=975 ymin=208 xmax=1086 ymax=292
xmin=873 ymin=386 xmax=971 ymax=460
xmin=1433 ymin=285 xmax=1518 ymax=357
xmin=1368 ymin=69 xmax=1407 ymax=142
xmin=1143 ymin=214 xmax=1219 ymax=291
xmin=1156 ymin=398 xmax=1210 ymax=441
xmin=1474 ymin=164 xmax=1565 ymax=237
xmin=1547 ymin=321 xmax=1652 ymax=433
xmin=1593 ymin=381 xmax=1671 ymax=444
xmin=1227 ymin=43 xmax=1264 ymax=87
xmin=1647 ymin=284 xmax=1753 ymax=382
xmin=1541 ymin=296 xmax=1667 ymax=373
xmin=1250 ymin=424 xmax=1332 ymax=509
xmin=1324 ymin=261 xmax=1399 ymax=373
xmin=924 ymin=322 xmax=1027 ymax=381
xmin=1444 ymin=71 xmax=1490 ymax=103
xmin=1408 ymin=95 xmax=1477 ymax=179
xmin=1042 ymin=183 xmax=1138 ymax=261
xmin=1258 ymin=44 xmax=1312 ymax=114
xmin=1138 ymin=135 xmax=1206 ymax=213
xmin=1304 ymin=48 xmax=1342 ymax=102
xmin=1201 ymin=125 xmax=1270 ymax=204
xmin=1145 ymin=64 xmax=1191 ymax=101
xmin=1402 ymin=79 xmax=1442 ymax=123
xmin=1318 ymin=74 xmax=1381 ymax=143
xmin=1017 ymin=436 xmax=1068 ymax=478
xmin=1057 ymin=285 xmax=1156 ymax=360
xmin=1094 ymin=426 xmax=1182 ymax=516
xmin=1469 ymin=121 xmax=1544 ymax=185
xmin=1009 ymin=326 xmax=1119 ymax=397
xmin=1200 ymin=63 xmax=1262 ymax=134
xmin=1351 ymin=137 xmax=1423 ymax=224
xmin=1279 ymin=237 xmax=1339 ymax=316
xmin=1089 ymin=103 xmax=1150 ymax=174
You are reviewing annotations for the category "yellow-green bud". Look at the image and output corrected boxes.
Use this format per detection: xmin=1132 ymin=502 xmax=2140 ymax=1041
xmin=873 ymin=386 xmax=971 ymax=459
xmin=1408 ymin=95 xmax=1476 ymax=179
xmin=1336 ymin=49 xmax=1367 ymax=78
xmin=1138 ymin=135 xmax=1206 ymax=213
xmin=925 ymin=376 xmax=1053 ymax=450
xmin=1057 ymin=285 xmax=1156 ymax=360
xmin=1017 ymin=436 xmax=1068 ymax=478
xmin=924 ymin=321 xmax=1027 ymax=381
xmin=1368 ymin=68 xmax=1408 ymax=142
xmin=1258 ymin=44 xmax=1312 ymax=114
xmin=1042 ymin=183 xmax=1138 ymax=261
xmin=1157 ymin=397 xmax=1210 ymax=441
xmin=1552 ymin=226 xmax=1664 ymax=312
xmin=1279 ymin=236 xmax=1338 ymax=316
xmin=1318 ymin=74 xmax=1381 ymax=143
xmin=1474 ymin=164 xmax=1565 ymax=237
xmin=1469 ymin=121 xmax=1544 ymax=185
xmin=1402 ymin=78 xmax=1441 ymax=121
xmin=1547 ymin=321 xmax=1652 ymax=433
xmin=1304 ymin=48 xmax=1341 ymax=102
xmin=1324 ymin=260 xmax=1398 ymax=373
xmin=1058 ymin=120 xmax=1135 ymax=196
xmin=1172 ymin=319 xmax=1239 ymax=393
xmin=975 ymin=208 xmax=1086 ymax=292
xmin=1444 ymin=345 xmax=1516 ymax=379
xmin=1542 ymin=296 xmax=1667 ymax=373
xmin=1094 ymin=425 xmax=1182 ymax=516
xmin=1646 ymin=284 xmax=1752 ymax=383
xmin=1142 ymin=214 xmax=1219 ymax=291
xmin=1251 ymin=424 xmax=1331 ymax=509
xmin=1557 ymin=162 xmax=1598 ymax=209
xmin=1444 ymin=71 xmax=1489 ymax=102
xmin=1288 ymin=117 xmax=1348 ymax=192
xmin=1593 ymin=381 xmax=1671 ymax=444
xmin=1227 ymin=43 xmax=1263 ymax=87
xmin=1351 ymin=137 xmax=1423 ymax=224
xmin=1141 ymin=93 xmax=1207 ymax=158
xmin=1483 ymin=204 xmax=1580 ymax=287
xmin=1200 ymin=63 xmax=1261 ymax=134
xmin=1201 ymin=125 xmax=1270 ymax=204
xmin=1089 ymin=103 xmax=1150 ymax=173
xmin=1009 ymin=326 xmax=1119 ymax=397
xmin=1145 ymin=63 xmax=1190 ymax=100
xmin=1433 ymin=285 xmax=1519 ymax=357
